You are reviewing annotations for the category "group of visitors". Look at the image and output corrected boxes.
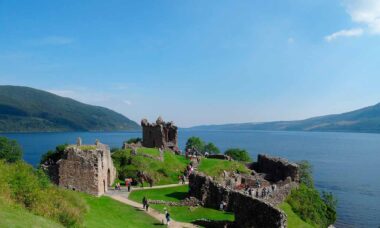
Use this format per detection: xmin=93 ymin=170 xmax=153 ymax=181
xmin=178 ymin=174 xmax=186 ymax=184
xmin=114 ymin=182 xmax=121 ymax=190
xmin=142 ymin=196 xmax=150 ymax=211
xmin=245 ymin=183 xmax=277 ymax=199
xmin=184 ymin=163 xmax=194 ymax=178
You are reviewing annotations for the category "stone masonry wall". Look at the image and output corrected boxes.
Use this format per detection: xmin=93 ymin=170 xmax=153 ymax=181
xmin=58 ymin=143 xmax=116 ymax=196
xmin=251 ymin=154 xmax=299 ymax=182
xmin=189 ymin=173 xmax=287 ymax=228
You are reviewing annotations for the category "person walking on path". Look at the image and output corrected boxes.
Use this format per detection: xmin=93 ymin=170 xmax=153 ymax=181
xmin=165 ymin=210 xmax=171 ymax=225
xmin=145 ymin=201 xmax=150 ymax=211
xmin=142 ymin=196 xmax=147 ymax=210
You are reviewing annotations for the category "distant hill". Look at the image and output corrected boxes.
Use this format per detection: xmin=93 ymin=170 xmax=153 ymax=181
xmin=189 ymin=103 xmax=380 ymax=133
xmin=0 ymin=85 xmax=140 ymax=132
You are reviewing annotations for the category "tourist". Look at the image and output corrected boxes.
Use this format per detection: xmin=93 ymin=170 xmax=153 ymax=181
xmin=219 ymin=201 xmax=224 ymax=211
xmin=146 ymin=201 xmax=150 ymax=211
xmin=127 ymin=179 xmax=131 ymax=192
xmin=181 ymin=174 xmax=186 ymax=184
xmin=248 ymin=188 xmax=252 ymax=196
xmin=142 ymin=196 xmax=147 ymax=209
xmin=165 ymin=210 xmax=171 ymax=225
xmin=204 ymin=151 xmax=209 ymax=157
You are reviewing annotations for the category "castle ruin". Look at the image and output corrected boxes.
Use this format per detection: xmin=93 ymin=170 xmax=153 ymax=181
xmin=43 ymin=140 xmax=116 ymax=196
xmin=141 ymin=117 xmax=179 ymax=152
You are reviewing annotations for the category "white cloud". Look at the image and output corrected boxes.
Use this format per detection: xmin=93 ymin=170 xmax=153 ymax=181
xmin=34 ymin=36 xmax=74 ymax=45
xmin=345 ymin=0 xmax=380 ymax=34
xmin=123 ymin=100 xmax=132 ymax=105
xmin=325 ymin=28 xmax=364 ymax=42
xmin=325 ymin=0 xmax=380 ymax=41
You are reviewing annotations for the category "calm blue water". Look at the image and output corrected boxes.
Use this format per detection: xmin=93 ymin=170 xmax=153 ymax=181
xmin=1 ymin=130 xmax=379 ymax=227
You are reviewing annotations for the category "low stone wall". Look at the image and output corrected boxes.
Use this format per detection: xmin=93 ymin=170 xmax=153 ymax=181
xmin=189 ymin=173 xmax=287 ymax=228
xmin=250 ymin=154 xmax=299 ymax=182
xmin=206 ymin=154 xmax=231 ymax=160
xmin=148 ymin=197 xmax=201 ymax=207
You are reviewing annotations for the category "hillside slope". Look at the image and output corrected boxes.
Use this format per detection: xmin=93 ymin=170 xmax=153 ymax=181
xmin=190 ymin=103 xmax=380 ymax=133
xmin=0 ymin=85 xmax=140 ymax=132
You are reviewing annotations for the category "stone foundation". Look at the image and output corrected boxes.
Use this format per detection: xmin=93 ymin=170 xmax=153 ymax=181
xmin=189 ymin=173 xmax=287 ymax=228
xmin=250 ymin=154 xmax=299 ymax=182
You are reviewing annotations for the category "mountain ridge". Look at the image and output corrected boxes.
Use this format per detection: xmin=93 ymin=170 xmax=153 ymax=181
xmin=0 ymin=85 xmax=140 ymax=132
xmin=188 ymin=103 xmax=380 ymax=133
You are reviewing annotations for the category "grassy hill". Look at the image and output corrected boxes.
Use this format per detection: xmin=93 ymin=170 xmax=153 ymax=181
xmin=190 ymin=102 xmax=380 ymax=133
xmin=0 ymin=85 xmax=140 ymax=132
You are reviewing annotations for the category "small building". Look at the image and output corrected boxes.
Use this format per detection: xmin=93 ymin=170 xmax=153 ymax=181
xmin=141 ymin=117 xmax=179 ymax=151
xmin=57 ymin=141 xmax=116 ymax=196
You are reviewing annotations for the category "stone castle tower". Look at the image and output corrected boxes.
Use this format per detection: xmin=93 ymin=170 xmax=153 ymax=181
xmin=141 ymin=117 xmax=179 ymax=151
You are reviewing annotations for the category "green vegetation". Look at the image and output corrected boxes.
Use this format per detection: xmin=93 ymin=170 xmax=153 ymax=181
xmin=198 ymin=158 xmax=250 ymax=177
xmin=82 ymin=194 xmax=159 ymax=228
xmin=79 ymin=145 xmax=97 ymax=151
xmin=285 ymin=161 xmax=337 ymax=228
xmin=40 ymin=144 xmax=68 ymax=166
xmin=0 ymin=85 xmax=140 ymax=132
xmin=112 ymin=148 xmax=188 ymax=185
xmin=0 ymin=136 xmax=23 ymax=163
xmin=280 ymin=202 xmax=314 ymax=228
xmin=224 ymin=148 xmax=252 ymax=162
xmin=126 ymin=137 xmax=142 ymax=144
xmin=0 ymin=198 xmax=63 ymax=228
xmin=129 ymin=185 xmax=234 ymax=223
xmin=185 ymin=137 xmax=220 ymax=154
xmin=0 ymin=160 xmax=87 ymax=227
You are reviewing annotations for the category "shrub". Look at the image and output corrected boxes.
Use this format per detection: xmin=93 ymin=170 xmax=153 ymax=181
xmin=185 ymin=137 xmax=221 ymax=155
xmin=0 ymin=160 xmax=87 ymax=227
xmin=224 ymin=148 xmax=252 ymax=162
xmin=286 ymin=160 xmax=337 ymax=227
xmin=0 ymin=136 xmax=23 ymax=163
xmin=204 ymin=142 xmax=220 ymax=154
xmin=40 ymin=144 xmax=68 ymax=166
xmin=125 ymin=137 xmax=142 ymax=144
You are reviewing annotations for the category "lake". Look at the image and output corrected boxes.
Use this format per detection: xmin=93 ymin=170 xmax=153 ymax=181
xmin=1 ymin=130 xmax=379 ymax=227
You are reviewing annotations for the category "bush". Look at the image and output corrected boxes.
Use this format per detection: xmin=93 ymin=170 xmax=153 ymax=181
xmin=224 ymin=148 xmax=252 ymax=162
xmin=286 ymin=160 xmax=337 ymax=227
xmin=40 ymin=144 xmax=67 ymax=166
xmin=0 ymin=136 xmax=23 ymax=163
xmin=125 ymin=137 xmax=142 ymax=144
xmin=185 ymin=137 xmax=220 ymax=155
xmin=0 ymin=160 xmax=87 ymax=227
xmin=204 ymin=143 xmax=220 ymax=154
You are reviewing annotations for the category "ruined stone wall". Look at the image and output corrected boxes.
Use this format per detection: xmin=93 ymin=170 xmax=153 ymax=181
xmin=189 ymin=173 xmax=287 ymax=228
xmin=57 ymin=144 xmax=116 ymax=196
xmin=251 ymin=154 xmax=299 ymax=182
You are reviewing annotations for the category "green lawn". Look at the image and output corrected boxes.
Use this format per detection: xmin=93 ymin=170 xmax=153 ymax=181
xmin=280 ymin=203 xmax=315 ymax=228
xmin=0 ymin=199 xmax=63 ymax=228
xmin=129 ymin=185 xmax=234 ymax=223
xmin=198 ymin=158 xmax=250 ymax=177
xmin=112 ymin=148 xmax=189 ymax=185
xmin=82 ymin=194 xmax=162 ymax=228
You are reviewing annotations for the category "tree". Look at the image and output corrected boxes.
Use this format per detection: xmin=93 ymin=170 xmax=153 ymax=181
xmin=185 ymin=137 xmax=205 ymax=153
xmin=204 ymin=142 xmax=220 ymax=154
xmin=126 ymin=137 xmax=142 ymax=144
xmin=0 ymin=136 xmax=23 ymax=163
xmin=298 ymin=160 xmax=314 ymax=188
xmin=224 ymin=148 xmax=251 ymax=162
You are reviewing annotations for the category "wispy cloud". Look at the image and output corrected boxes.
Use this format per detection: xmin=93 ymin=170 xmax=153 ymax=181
xmin=34 ymin=36 xmax=74 ymax=46
xmin=325 ymin=0 xmax=380 ymax=41
xmin=325 ymin=28 xmax=363 ymax=42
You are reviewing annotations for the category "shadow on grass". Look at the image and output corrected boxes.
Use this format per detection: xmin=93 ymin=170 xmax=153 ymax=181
xmin=165 ymin=191 xmax=188 ymax=201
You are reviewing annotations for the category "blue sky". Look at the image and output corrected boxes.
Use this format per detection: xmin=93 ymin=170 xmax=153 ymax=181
xmin=1 ymin=0 xmax=380 ymax=127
